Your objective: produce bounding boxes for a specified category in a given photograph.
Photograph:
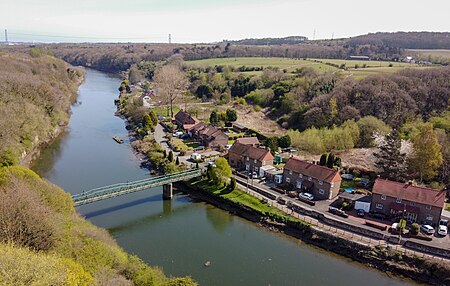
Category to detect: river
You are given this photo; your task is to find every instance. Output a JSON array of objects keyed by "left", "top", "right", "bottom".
[{"left": 32, "top": 69, "right": 413, "bottom": 286}]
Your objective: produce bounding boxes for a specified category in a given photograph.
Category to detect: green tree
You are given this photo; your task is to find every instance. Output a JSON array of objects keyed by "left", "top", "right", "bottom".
[
  {"left": 226, "top": 108, "right": 237, "bottom": 122},
  {"left": 210, "top": 110, "right": 219, "bottom": 124},
  {"left": 278, "top": 135, "right": 291, "bottom": 148},
  {"left": 176, "top": 156, "right": 180, "bottom": 165},
  {"left": 210, "top": 158, "right": 232, "bottom": 187},
  {"left": 319, "top": 153, "right": 328, "bottom": 166},
  {"left": 195, "top": 84, "right": 213, "bottom": 99},
  {"left": 148, "top": 110, "right": 158, "bottom": 126},
  {"left": 374, "top": 129, "right": 408, "bottom": 182},
  {"left": 264, "top": 136, "right": 279, "bottom": 154},
  {"left": 334, "top": 156, "right": 342, "bottom": 167},
  {"left": 168, "top": 150, "right": 174, "bottom": 163},
  {"left": 408, "top": 124, "right": 443, "bottom": 181},
  {"left": 326, "top": 153, "right": 335, "bottom": 168},
  {"left": 356, "top": 116, "right": 391, "bottom": 147},
  {"left": 163, "top": 149, "right": 167, "bottom": 159},
  {"left": 229, "top": 177, "right": 237, "bottom": 190},
  {"left": 142, "top": 114, "right": 153, "bottom": 132}
]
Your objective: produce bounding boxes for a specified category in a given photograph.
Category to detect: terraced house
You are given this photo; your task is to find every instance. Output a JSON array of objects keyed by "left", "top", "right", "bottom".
[
  {"left": 188, "top": 123, "right": 228, "bottom": 149},
  {"left": 228, "top": 142, "right": 274, "bottom": 175},
  {"left": 283, "top": 157, "right": 342, "bottom": 200},
  {"left": 370, "top": 179, "right": 446, "bottom": 226}
]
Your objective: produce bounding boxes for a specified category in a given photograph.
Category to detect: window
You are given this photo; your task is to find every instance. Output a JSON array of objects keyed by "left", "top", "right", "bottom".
[
  {"left": 289, "top": 170, "right": 292, "bottom": 175},
  {"left": 426, "top": 205, "right": 432, "bottom": 210},
  {"left": 396, "top": 198, "right": 402, "bottom": 203},
  {"left": 376, "top": 203, "right": 383, "bottom": 210},
  {"left": 286, "top": 177, "right": 291, "bottom": 183},
  {"left": 296, "top": 180, "right": 302, "bottom": 189},
  {"left": 246, "top": 157, "right": 249, "bottom": 161},
  {"left": 381, "top": 195, "right": 386, "bottom": 200},
  {"left": 299, "top": 174, "right": 303, "bottom": 178},
  {"left": 426, "top": 214, "right": 433, "bottom": 221},
  {"left": 319, "top": 189, "right": 325, "bottom": 195},
  {"left": 308, "top": 177, "right": 312, "bottom": 181},
  {"left": 410, "top": 202, "right": 415, "bottom": 206},
  {"left": 254, "top": 159, "right": 257, "bottom": 163},
  {"left": 331, "top": 183, "right": 334, "bottom": 188},
  {"left": 319, "top": 181, "right": 323, "bottom": 185}
]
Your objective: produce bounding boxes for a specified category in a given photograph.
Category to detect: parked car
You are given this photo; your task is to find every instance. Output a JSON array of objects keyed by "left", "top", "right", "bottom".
[
  {"left": 420, "top": 224, "right": 435, "bottom": 235},
  {"left": 173, "top": 131, "right": 183, "bottom": 137},
  {"left": 370, "top": 212, "right": 386, "bottom": 220},
  {"left": 180, "top": 134, "right": 190, "bottom": 139},
  {"left": 437, "top": 225, "right": 448, "bottom": 236},
  {"left": 329, "top": 207, "right": 349, "bottom": 218},
  {"left": 195, "top": 145, "right": 205, "bottom": 151},
  {"left": 251, "top": 172, "right": 259, "bottom": 179},
  {"left": 225, "top": 144, "right": 232, "bottom": 150},
  {"left": 356, "top": 209, "right": 365, "bottom": 217},
  {"left": 299, "top": 192, "right": 314, "bottom": 201}
]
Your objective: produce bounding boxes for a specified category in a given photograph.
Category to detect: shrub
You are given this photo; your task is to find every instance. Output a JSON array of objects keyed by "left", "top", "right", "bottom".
[{"left": 410, "top": 223, "right": 420, "bottom": 235}]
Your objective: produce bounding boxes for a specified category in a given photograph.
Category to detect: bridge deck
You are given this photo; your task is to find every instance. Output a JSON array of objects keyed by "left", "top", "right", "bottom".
[{"left": 72, "top": 168, "right": 201, "bottom": 206}]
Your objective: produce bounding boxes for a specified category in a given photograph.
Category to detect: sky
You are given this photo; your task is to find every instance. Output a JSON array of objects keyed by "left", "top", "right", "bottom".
[{"left": 1, "top": 0, "right": 449, "bottom": 43}]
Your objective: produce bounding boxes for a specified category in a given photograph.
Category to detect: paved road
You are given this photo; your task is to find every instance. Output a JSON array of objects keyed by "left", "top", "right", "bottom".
[{"left": 154, "top": 123, "right": 171, "bottom": 153}]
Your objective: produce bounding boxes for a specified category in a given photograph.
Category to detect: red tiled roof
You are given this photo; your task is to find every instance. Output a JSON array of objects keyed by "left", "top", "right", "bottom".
[
  {"left": 236, "top": 137, "right": 260, "bottom": 146},
  {"left": 229, "top": 142, "right": 274, "bottom": 162},
  {"left": 372, "top": 179, "right": 445, "bottom": 208},
  {"left": 284, "top": 157, "right": 341, "bottom": 183}
]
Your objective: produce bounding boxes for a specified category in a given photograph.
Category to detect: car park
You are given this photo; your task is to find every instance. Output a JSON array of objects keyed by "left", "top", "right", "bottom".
[
  {"left": 420, "top": 224, "right": 435, "bottom": 235},
  {"left": 437, "top": 225, "right": 448, "bottom": 236},
  {"left": 299, "top": 192, "right": 314, "bottom": 201}
]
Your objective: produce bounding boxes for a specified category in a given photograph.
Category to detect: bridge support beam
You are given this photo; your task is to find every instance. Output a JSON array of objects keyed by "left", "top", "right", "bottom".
[{"left": 162, "top": 183, "right": 173, "bottom": 200}]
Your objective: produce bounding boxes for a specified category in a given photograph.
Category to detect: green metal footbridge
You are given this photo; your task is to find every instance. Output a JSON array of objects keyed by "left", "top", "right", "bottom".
[{"left": 72, "top": 168, "right": 201, "bottom": 206}]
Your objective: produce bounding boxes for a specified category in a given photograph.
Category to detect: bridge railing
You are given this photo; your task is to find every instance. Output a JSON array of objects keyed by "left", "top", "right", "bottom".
[{"left": 72, "top": 168, "right": 201, "bottom": 204}]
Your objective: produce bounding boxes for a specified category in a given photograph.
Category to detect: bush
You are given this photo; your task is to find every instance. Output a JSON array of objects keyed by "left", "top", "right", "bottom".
[
  {"left": 410, "top": 223, "right": 420, "bottom": 235},
  {"left": 229, "top": 177, "right": 236, "bottom": 190}
]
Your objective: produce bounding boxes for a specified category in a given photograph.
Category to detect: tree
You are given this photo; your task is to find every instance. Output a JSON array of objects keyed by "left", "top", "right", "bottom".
[
  {"left": 356, "top": 116, "right": 391, "bottom": 147},
  {"left": 168, "top": 150, "right": 174, "bottom": 163},
  {"left": 278, "top": 135, "right": 291, "bottom": 148},
  {"left": 326, "top": 153, "right": 335, "bottom": 168},
  {"left": 264, "top": 136, "right": 279, "bottom": 154},
  {"left": 153, "top": 65, "right": 188, "bottom": 118},
  {"left": 195, "top": 84, "right": 213, "bottom": 99},
  {"left": 374, "top": 129, "right": 408, "bottom": 182},
  {"left": 148, "top": 110, "right": 158, "bottom": 126},
  {"left": 210, "top": 110, "right": 219, "bottom": 125},
  {"left": 226, "top": 108, "right": 237, "bottom": 122},
  {"left": 210, "top": 158, "right": 232, "bottom": 187},
  {"left": 319, "top": 153, "right": 328, "bottom": 166},
  {"left": 163, "top": 149, "right": 167, "bottom": 159},
  {"left": 176, "top": 156, "right": 180, "bottom": 165},
  {"left": 142, "top": 114, "right": 153, "bottom": 132},
  {"left": 408, "top": 124, "right": 443, "bottom": 181}
]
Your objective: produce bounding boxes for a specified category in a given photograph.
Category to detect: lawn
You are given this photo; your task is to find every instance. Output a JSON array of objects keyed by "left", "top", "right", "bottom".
[
  {"left": 187, "top": 57, "right": 430, "bottom": 79},
  {"left": 446, "top": 203, "right": 450, "bottom": 211},
  {"left": 406, "top": 49, "right": 450, "bottom": 58},
  {"left": 193, "top": 179, "right": 294, "bottom": 219},
  {"left": 150, "top": 105, "right": 180, "bottom": 117}
]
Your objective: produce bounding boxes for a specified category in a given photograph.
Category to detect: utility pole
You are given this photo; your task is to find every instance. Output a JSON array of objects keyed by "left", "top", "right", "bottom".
[
  {"left": 4, "top": 29, "right": 8, "bottom": 43},
  {"left": 313, "top": 29, "right": 316, "bottom": 41},
  {"left": 168, "top": 33, "right": 171, "bottom": 44},
  {"left": 331, "top": 32, "right": 334, "bottom": 41}
]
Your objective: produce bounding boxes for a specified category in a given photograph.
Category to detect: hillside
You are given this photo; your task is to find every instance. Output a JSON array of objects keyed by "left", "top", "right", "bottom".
[
  {"left": 0, "top": 166, "right": 196, "bottom": 285},
  {"left": 346, "top": 32, "right": 450, "bottom": 49},
  {"left": 0, "top": 51, "right": 83, "bottom": 167}
]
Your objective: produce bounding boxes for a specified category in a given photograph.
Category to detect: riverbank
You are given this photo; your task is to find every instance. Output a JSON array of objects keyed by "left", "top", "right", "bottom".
[{"left": 178, "top": 179, "right": 450, "bottom": 285}]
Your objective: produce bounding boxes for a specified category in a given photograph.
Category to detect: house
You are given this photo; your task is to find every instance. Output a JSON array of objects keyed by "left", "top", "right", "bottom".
[
  {"left": 232, "top": 122, "right": 247, "bottom": 133},
  {"left": 265, "top": 168, "right": 284, "bottom": 184},
  {"left": 188, "top": 123, "right": 228, "bottom": 149},
  {"left": 235, "top": 137, "right": 260, "bottom": 147},
  {"left": 140, "top": 94, "right": 151, "bottom": 108},
  {"left": 338, "top": 192, "right": 371, "bottom": 213},
  {"left": 283, "top": 157, "right": 342, "bottom": 200},
  {"left": 228, "top": 142, "right": 274, "bottom": 175},
  {"left": 370, "top": 179, "right": 446, "bottom": 226},
  {"left": 175, "top": 110, "right": 196, "bottom": 130},
  {"left": 349, "top": 55, "right": 370, "bottom": 61}
]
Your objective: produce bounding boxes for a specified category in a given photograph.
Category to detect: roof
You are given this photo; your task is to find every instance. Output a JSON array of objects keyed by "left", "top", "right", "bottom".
[
  {"left": 229, "top": 142, "right": 274, "bottom": 162},
  {"left": 260, "top": 165, "right": 275, "bottom": 172},
  {"left": 175, "top": 111, "right": 195, "bottom": 124},
  {"left": 284, "top": 157, "right": 341, "bottom": 183},
  {"left": 339, "top": 192, "right": 367, "bottom": 201},
  {"left": 265, "top": 169, "right": 283, "bottom": 176},
  {"left": 236, "top": 137, "right": 260, "bottom": 146},
  {"left": 372, "top": 179, "right": 445, "bottom": 208},
  {"left": 188, "top": 122, "right": 207, "bottom": 133},
  {"left": 232, "top": 122, "right": 247, "bottom": 130}
]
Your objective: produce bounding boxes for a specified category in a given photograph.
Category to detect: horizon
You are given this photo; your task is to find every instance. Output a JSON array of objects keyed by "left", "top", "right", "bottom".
[{"left": 1, "top": 0, "right": 449, "bottom": 44}]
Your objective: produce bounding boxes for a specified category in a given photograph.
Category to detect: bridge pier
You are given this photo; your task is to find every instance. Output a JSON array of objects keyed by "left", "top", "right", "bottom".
[{"left": 162, "top": 183, "right": 173, "bottom": 200}]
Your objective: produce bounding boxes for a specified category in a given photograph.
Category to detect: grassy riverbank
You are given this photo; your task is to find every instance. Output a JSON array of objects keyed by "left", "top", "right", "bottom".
[{"left": 0, "top": 165, "right": 197, "bottom": 285}]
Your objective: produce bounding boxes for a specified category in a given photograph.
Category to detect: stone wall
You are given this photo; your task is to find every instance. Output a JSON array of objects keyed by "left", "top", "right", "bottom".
[{"left": 404, "top": 241, "right": 450, "bottom": 259}]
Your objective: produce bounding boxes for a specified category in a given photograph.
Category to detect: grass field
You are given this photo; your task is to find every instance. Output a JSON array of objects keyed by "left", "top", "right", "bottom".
[
  {"left": 187, "top": 57, "right": 428, "bottom": 78},
  {"left": 407, "top": 49, "right": 450, "bottom": 58}
]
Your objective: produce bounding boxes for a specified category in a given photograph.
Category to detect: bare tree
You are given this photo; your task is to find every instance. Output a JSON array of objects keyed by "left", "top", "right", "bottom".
[{"left": 153, "top": 64, "right": 188, "bottom": 118}]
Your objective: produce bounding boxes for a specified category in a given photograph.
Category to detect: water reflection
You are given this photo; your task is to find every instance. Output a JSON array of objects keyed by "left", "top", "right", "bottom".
[{"left": 205, "top": 205, "right": 234, "bottom": 233}]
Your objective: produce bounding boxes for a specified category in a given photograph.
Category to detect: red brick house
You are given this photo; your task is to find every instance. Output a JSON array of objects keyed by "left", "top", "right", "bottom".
[
  {"left": 370, "top": 179, "right": 445, "bottom": 226},
  {"left": 175, "top": 110, "right": 196, "bottom": 131},
  {"left": 235, "top": 137, "right": 260, "bottom": 147},
  {"left": 283, "top": 157, "right": 341, "bottom": 200},
  {"left": 228, "top": 142, "right": 274, "bottom": 175},
  {"left": 188, "top": 123, "right": 228, "bottom": 148}
]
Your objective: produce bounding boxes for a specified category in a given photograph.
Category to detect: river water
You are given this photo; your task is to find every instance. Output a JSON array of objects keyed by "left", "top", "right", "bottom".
[{"left": 32, "top": 69, "right": 412, "bottom": 286}]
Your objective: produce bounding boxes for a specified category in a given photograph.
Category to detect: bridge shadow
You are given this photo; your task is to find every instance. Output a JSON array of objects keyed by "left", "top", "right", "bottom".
[{"left": 83, "top": 194, "right": 162, "bottom": 219}]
